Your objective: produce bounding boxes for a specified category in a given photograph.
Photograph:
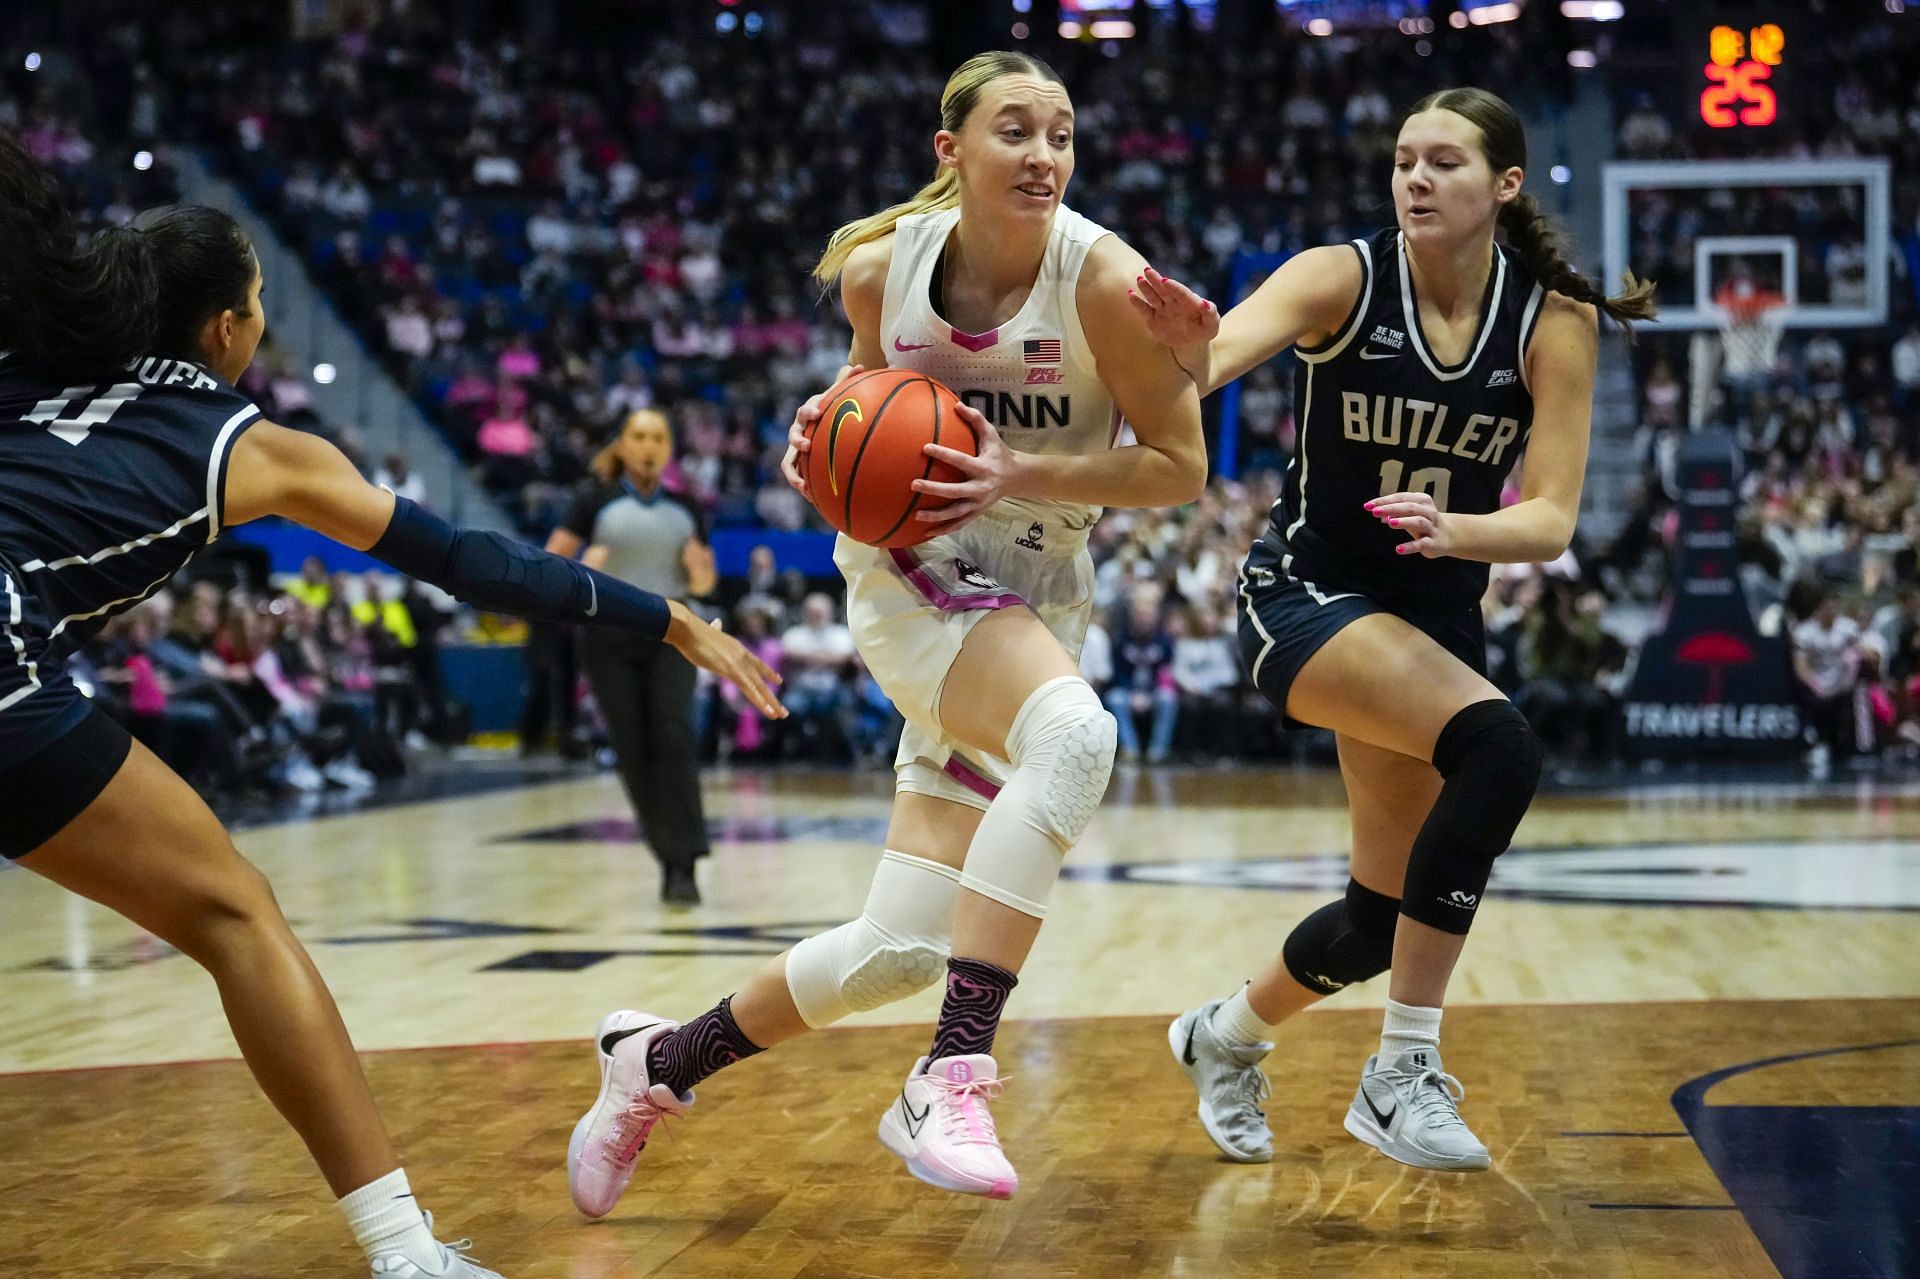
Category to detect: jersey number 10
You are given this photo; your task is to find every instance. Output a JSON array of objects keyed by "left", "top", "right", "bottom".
[
  {"left": 23, "top": 383, "right": 145, "bottom": 446},
  {"left": 1378, "top": 459, "right": 1452, "bottom": 511}
]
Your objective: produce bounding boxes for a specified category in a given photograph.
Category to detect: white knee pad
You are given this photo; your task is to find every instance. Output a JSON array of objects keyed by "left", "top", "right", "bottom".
[
  {"left": 956, "top": 675, "right": 1116, "bottom": 918},
  {"left": 785, "top": 850, "right": 959, "bottom": 1029},
  {"left": 1002, "top": 675, "right": 1116, "bottom": 848}
]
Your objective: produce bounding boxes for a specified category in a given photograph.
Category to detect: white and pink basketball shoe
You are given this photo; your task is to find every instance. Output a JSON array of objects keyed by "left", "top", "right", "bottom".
[
  {"left": 876, "top": 1054, "right": 1018, "bottom": 1199},
  {"left": 566, "top": 1010, "right": 693, "bottom": 1218}
]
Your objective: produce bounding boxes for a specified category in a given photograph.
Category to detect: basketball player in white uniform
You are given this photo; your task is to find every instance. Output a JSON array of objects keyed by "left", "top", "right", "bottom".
[{"left": 566, "top": 51, "right": 1204, "bottom": 1210}]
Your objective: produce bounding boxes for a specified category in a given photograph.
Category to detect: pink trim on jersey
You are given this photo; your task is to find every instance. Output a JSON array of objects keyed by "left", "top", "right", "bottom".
[
  {"left": 948, "top": 326, "right": 999, "bottom": 353},
  {"left": 887, "top": 549, "right": 1028, "bottom": 613},
  {"left": 943, "top": 755, "right": 1002, "bottom": 801}
]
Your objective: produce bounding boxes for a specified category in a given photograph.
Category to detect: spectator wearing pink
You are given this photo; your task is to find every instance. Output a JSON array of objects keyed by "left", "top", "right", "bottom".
[
  {"left": 477, "top": 401, "right": 538, "bottom": 492},
  {"left": 730, "top": 303, "right": 774, "bottom": 360},
  {"left": 445, "top": 362, "right": 493, "bottom": 416},
  {"left": 496, "top": 335, "right": 541, "bottom": 380},
  {"left": 762, "top": 296, "right": 812, "bottom": 357},
  {"left": 721, "top": 608, "right": 785, "bottom": 758},
  {"left": 126, "top": 648, "right": 168, "bottom": 718}
]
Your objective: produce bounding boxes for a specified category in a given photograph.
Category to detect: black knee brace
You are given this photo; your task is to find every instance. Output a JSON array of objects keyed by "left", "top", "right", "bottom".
[
  {"left": 1399, "top": 699, "right": 1542, "bottom": 936},
  {"left": 1282, "top": 877, "right": 1400, "bottom": 994}
]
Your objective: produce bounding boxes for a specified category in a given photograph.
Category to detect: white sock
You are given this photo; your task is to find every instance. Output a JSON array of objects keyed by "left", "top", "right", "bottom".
[
  {"left": 1210, "top": 985, "right": 1280, "bottom": 1047},
  {"left": 339, "top": 1168, "right": 441, "bottom": 1269},
  {"left": 1379, "top": 998, "right": 1443, "bottom": 1063}
]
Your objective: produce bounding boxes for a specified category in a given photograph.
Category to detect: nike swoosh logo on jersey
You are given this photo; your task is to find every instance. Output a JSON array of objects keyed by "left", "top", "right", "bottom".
[
  {"left": 1358, "top": 347, "right": 1398, "bottom": 360},
  {"left": 901, "top": 1095, "right": 931, "bottom": 1139},
  {"left": 1362, "top": 1082, "right": 1396, "bottom": 1130},
  {"left": 894, "top": 338, "right": 935, "bottom": 352},
  {"left": 585, "top": 576, "right": 598, "bottom": 618}
]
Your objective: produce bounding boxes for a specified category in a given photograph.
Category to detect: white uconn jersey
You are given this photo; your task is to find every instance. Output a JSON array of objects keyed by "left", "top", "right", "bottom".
[{"left": 880, "top": 205, "right": 1120, "bottom": 532}]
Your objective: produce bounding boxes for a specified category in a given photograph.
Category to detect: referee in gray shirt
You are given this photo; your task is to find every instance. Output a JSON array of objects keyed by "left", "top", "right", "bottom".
[{"left": 548, "top": 409, "right": 718, "bottom": 905}]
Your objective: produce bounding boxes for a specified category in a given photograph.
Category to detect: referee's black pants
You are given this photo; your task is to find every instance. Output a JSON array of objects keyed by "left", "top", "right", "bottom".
[{"left": 581, "top": 629, "right": 708, "bottom": 871}]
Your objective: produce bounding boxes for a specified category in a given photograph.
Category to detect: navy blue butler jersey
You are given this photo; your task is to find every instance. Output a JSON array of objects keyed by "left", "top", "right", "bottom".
[
  {"left": 1259, "top": 228, "right": 1545, "bottom": 606},
  {"left": 0, "top": 350, "right": 260, "bottom": 713}
]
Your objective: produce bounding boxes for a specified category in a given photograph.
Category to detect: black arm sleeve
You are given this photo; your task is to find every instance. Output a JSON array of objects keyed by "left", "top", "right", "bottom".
[{"left": 369, "top": 496, "right": 671, "bottom": 641}]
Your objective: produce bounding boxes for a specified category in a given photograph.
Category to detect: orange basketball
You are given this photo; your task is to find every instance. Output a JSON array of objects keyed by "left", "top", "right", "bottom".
[{"left": 799, "top": 368, "right": 976, "bottom": 549}]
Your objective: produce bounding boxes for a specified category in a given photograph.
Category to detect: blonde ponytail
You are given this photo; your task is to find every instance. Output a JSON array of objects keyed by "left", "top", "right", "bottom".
[
  {"left": 811, "top": 49, "right": 1063, "bottom": 289},
  {"left": 813, "top": 169, "right": 961, "bottom": 288}
]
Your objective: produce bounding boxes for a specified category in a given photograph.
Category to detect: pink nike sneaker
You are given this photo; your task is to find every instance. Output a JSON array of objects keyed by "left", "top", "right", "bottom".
[
  {"left": 566, "top": 1010, "right": 692, "bottom": 1218},
  {"left": 876, "top": 1054, "right": 1018, "bottom": 1199}
]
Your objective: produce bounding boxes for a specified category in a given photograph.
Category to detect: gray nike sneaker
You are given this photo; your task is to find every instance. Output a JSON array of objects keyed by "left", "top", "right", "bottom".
[
  {"left": 1167, "top": 1002, "right": 1274, "bottom": 1163},
  {"left": 1343, "top": 1047, "right": 1491, "bottom": 1172}
]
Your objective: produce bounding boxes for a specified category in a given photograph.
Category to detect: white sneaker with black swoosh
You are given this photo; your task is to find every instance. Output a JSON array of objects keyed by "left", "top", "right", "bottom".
[
  {"left": 1343, "top": 1047, "right": 1490, "bottom": 1171},
  {"left": 876, "top": 1054, "right": 1017, "bottom": 1199}
]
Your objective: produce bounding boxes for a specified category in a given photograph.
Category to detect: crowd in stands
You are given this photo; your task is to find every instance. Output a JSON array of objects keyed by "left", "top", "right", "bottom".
[
  {"left": 78, "top": 570, "right": 455, "bottom": 800},
  {"left": 2, "top": 62, "right": 458, "bottom": 802},
  {"left": 120, "top": 2, "right": 1564, "bottom": 540}
]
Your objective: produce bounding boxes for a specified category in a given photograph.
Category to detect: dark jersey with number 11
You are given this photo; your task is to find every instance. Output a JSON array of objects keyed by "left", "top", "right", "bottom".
[
  {"left": 1256, "top": 227, "right": 1544, "bottom": 606},
  {"left": 0, "top": 350, "right": 261, "bottom": 661}
]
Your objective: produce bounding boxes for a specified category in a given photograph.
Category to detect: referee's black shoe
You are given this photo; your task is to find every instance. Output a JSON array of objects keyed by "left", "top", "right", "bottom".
[{"left": 662, "top": 864, "right": 701, "bottom": 907}]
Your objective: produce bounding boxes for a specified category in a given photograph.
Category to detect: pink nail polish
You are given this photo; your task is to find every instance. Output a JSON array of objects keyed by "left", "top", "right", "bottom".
[{"left": 1389, "top": 518, "right": 1401, "bottom": 527}]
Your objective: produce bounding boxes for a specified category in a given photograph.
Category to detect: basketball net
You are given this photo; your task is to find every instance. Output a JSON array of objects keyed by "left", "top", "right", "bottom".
[{"left": 1688, "top": 284, "right": 1785, "bottom": 426}]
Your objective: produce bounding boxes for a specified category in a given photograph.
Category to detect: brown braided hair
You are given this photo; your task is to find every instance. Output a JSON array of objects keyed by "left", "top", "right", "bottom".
[{"left": 1409, "top": 88, "right": 1656, "bottom": 335}]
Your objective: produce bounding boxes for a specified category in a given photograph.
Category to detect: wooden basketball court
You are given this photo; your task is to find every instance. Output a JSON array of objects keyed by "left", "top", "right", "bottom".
[{"left": 3, "top": 766, "right": 1916, "bottom": 1277}]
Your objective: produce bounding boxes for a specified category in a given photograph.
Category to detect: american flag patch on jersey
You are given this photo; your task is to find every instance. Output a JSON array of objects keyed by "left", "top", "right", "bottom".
[{"left": 1023, "top": 338, "right": 1062, "bottom": 364}]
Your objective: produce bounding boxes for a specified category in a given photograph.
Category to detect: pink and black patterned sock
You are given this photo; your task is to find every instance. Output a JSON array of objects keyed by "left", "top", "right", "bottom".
[
  {"left": 646, "top": 995, "right": 763, "bottom": 1096},
  {"left": 926, "top": 957, "right": 1019, "bottom": 1062}
]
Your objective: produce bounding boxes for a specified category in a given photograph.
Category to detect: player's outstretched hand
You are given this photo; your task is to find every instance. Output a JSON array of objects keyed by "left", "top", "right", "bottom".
[
  {"left": 782, "top": 366, "right": 865, "bottom": 497},
  {"left": 1128, "top": 267, "right": 1218, "bottom": 351},
  {"left": 912, "top": 404, "right": 1019, "bottom": 535},
  {"left": 1365, "top": 492, "right": 1456, "bottom": 559},
  {"left": 665, "top": 601, "right": 786, "bottom": 718}
]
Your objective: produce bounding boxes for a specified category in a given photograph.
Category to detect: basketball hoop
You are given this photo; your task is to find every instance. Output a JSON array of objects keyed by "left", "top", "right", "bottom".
[{"left": 1713, "top": 285, "right": 1786, "bottom": 386}]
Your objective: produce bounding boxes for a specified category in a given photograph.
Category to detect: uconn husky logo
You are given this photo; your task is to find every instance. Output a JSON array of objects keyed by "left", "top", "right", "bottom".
[{"left": 1015, "top": 521, "right": 1045, "bottom": 551}]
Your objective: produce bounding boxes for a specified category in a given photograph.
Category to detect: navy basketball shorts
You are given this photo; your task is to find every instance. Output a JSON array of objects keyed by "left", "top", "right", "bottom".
[
  {"left": 1234, "top": 559, "right": 1488, "bottom": 731},
  {"left": 0, "top": 574, "right": 133, "bottom": 859}
]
